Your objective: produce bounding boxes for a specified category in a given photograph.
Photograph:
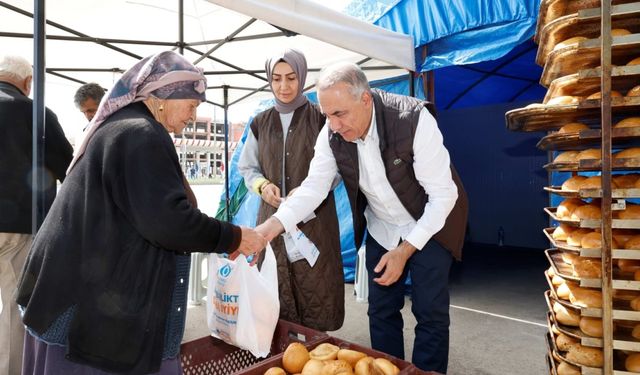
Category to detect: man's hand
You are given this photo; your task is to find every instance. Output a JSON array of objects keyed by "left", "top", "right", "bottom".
[
  {"left": 236, "top": 226, "right": 267, "bottom": 259},
  {"left": 261, "top": 183, "right": 281, "bottom": 208},
  {"left": 255, "top": 217, "right": 285, "bottom": 242},
  {"left": 373, "top": 241, "right": 417, "bottom": 286}
]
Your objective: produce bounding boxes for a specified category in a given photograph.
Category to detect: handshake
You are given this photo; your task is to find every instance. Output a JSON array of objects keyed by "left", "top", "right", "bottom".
[{"left": 231, "top": 217, "right": 286, "bottom": 263}]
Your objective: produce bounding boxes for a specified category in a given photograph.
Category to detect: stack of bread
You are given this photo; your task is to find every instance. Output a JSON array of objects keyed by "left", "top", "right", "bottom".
[{"left": 263, "top": 342, "right": 401, "bottom": 375}]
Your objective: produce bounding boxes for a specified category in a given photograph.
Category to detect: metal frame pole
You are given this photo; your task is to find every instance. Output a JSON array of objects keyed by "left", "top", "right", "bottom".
[{"left": 31, "top": 0, "right": 46, "bottom": 233}]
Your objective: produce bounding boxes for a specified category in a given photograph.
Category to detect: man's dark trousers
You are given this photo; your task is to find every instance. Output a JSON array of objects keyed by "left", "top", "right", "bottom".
[{"left": 366, "top": 235, "right": 453, "bottom": 373}]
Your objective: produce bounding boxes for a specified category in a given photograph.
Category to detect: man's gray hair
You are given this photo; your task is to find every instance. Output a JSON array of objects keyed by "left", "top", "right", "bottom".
[
  {"left": 74, "top": 82, "right": 105, "bottom": 108},
  {"left": 0, "top": 55, "right": 32, "bottom": 81},
  {"left": 316, "top": 62, "right": 370, "bottom": 99}
]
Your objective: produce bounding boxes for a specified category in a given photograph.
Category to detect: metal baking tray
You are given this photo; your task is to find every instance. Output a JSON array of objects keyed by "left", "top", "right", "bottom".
[
  {"left": 535, "top": 0, "right": 639, "bottom": 43},
  {"left": 505, "top": 96, "right": 640, "bottom": 132},
  {"left": 546, "top": 328, "right": 603, "bottom": 374},
  {"left": 544, "top": 206, "right": 640, "bottom": 229},
  {"left": 536, "top": 8, "right": 640, "bottom": 66},
  {"left": 543, "top": 156, "right": 640, "bottom": 172},
  {"left": 543, "top": 228, "right": 640, "bottom": 260},
  {"left": 544, "top": 186, "right": 640, "bottom": 198},
  {"left": 538, "top": 127, "right": 640, "bottom": 151},
  {"left": 546, "top": 248, "right": 602, "bottom": 287},
  {"left": 543, "top": 65, "right": 640, "bottom": 103},
  {"left": 541, "top": 35, "right": 640, "bottom": 86}
]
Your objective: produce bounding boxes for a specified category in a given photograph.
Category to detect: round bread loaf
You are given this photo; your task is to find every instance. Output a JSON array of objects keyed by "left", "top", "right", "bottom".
[
  {"left": 627, "top": 56, "right": 640, "bottom": 66},
  {"left": 554, "top": 151, "right": 580, "bottom": 163},
  {"left": 353, "top": 357, "right": 382, "bottom": 375},
  {"left": 302, "top": 359, "right": 325, "bottom": 375},
  {"left": 581, "top": 232, "right": 620, "bottom": 249},
  {"left": 567, "top": 284, "right": 602, "bottom": 308},
  {"left": 624, "top": 235, "right": 640, "bottom": 249},
  {"left": 580, "top": 175, "right": 619, "bottom": 190},
  {"left": 561, "top": 251, "right": 579, "bottom": 265},
  {"left": 283, "top": 342, "right": 311, "bottom": 374},
  {"left": 309, "top": 343, "right": 340, "bottom": 361},
  {"left": 626, "top": 353, "right": 640, "bottom": 372},
  {"left": 618, "top": 205, "right": 640, "bottom": 220},
  {"left": 615, "top": 147, "right": 640, "bottom": 160},
  {"left": 556, "top": 332, "right": 579, "bottom": 351},
  {"left": 572, "top": 257, "right": 601, "bottom": 278},
  {"left": 566, "top": 344, "right": 604, "bottom": 367},
  {"left": 586, "top": 90, "right": 623, "bottom": 99},
  {"left": 613, "top": 229, "right": 637, "bottom": 246},
  {"left": 576, "top": 148, "right": 601, "bottom": 161},
  {"left": 567, "top": 228, "right": 593, "bottom": 247},
  {"left": 618, "top": 259, "right": 640, "bottom": 273},
  {"left": 613, "top": 289, "right": 640, "bottom": 301},
  {"left": 373, "top": 358, "right": 400, "bottom": 375},
  {"left": 579, "top": 317, "right": 604, "bottom": 337},
  {"left": 611, "top": 28, "right": 632, "bottom": 36},
  {"left": 554, "top": 301, "right": 581, "bottom": 326},
  {"left": 613, "top": 174, "right": 640, "bottom": 188},
  {"left": 558, "top": 122, "right": 589, "bottom": 133},
  {"left": 561, "top": 176, "right": 588, "bottom": 191},
  {"left": 264, "top": 367, "right": 287, "bottom": 375},
  {"left": 321, "top": 359, "right": 354, "bottom": 375},
  {"left": 570, "top": 204, "right": 601, "bottom": 220},
  {"left": 614, "top": 117, "right": 640, "bottom": 129},
  {"left": 558, "top": 198, "right": 584, "bottom": 218},
  {"left": 631, "top": 296, "right": 640, "bottom": 311},
  {"left": 337, "top": 349, "right": 367, "bottom": 369},
  {"left": 557, "top": 360, "right": 580, "bottom": 375},
  {"left": 627, "top": 85, "right": 640, "bottom": 97},
  {"left": 554, "top": 36, "right": 588, "bottom": 51},
  {"left": 548, "top": 266, "right": 556, "bottom": 277},
  {"left": 553, "top": 224, "right": 575, "bottom": 241},
  {"left": 557, "top": 282, "right": 571, "bottom": 300},
  {"left": 552, "top": 274, "right": 566, "bottom": 286},
  {"left": 548, "top": 95, "right": 581, "bottom": 106}
]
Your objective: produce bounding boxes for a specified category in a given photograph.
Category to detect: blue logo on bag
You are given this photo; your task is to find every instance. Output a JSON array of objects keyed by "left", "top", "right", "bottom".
[{"left": 219, "top": 263, "right": 232, "bottom": 278}]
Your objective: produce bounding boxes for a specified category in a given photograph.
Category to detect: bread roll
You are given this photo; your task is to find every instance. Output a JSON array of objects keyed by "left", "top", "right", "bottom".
[
  {"left": 626, "top": 85, "right": 640, "bottom": 98},
  {"left": 561, "top": 176, "right": 588, "bottom": 191},
  {"left": 557, "top": 282, "right": 571, "bottom": 300},
  {"left": 264, "top": 367, "right": 287, "bottom": 375},
  {"left": 566, "top": 344, "right": 604, "bottom": 367},
  {"left": 561, "top": 251, "right": 579, "bottom": 265},
  {"left": 302, "top": 359, "right": 325, "bottom": 375},
  {"left": 631, "top": 296, "right": 640, "bottom": 311},
  {"left": 556, "top": 332, "right": 579, "bottom": 351},
  {"left": 554, "top": 301, "right": 581, "bottom": 326},
  {"left": 614, "top": 117, "right": 640, "bottom": 129},
  {"left": 558, "top": 198, "right": 584, "bottom": 218},
  {"left": 354, "top": 357, "right": 383, "bottom": 375},
  {"left": 627, "top": 56, "right": 640, "bottom": 66},
  {"left": 586, "top": 90, "right": 623, "bottom": 100},
  {"left": 552, "top": 274, "right": 566, "bottom": 286},
  {"left": 613, "top": 174, "right": 640, "bottom": 188},
  {"left": 581, "top": 231, "right": 620, "bottom": 249},
  {"left": 558, "top": 122, "right": 589, "bottom": 133},
  {"left": 626, "top": 353, "right": 640, "bottom": 372},
  {"left": 570, "top": 204, "right": 601, "bottom": 220},
  {"left": 624, "top": 235, "right": 640, "bottom": 249},
  {"left": 618, "top": 205, "right": 640, "bottom": 220},
  {"left": 618, "top": 259, "right": 640, "bottom": 273},
  {"left": 567, "top": 284, "right": 602, "bottom": 308},
  {"left": 309, "top": 343, "right": 340, "bottom": 361},
  {"left": 554, "top": 36, "right": 588, "bottom": 51},
  {"left": 548, "top": 95, "right": 581, "bottom": 106},
  {"left": 283, "top": 343, "right": 311, "bottom": 374},
  {"left": 632, "top": 324, "right": 640, "bottom": 339},
  {"left": 611, "top": 28, "right": 632, "bottom": 36},
  {"left": 557, "top": 360, "right": 581, "bottom": 375},
  {"left": 567, "top": 228, "right": 593, "bottom": 247},
  {"left": 337, "top": 349, "right": 367, "bottom": 369},
  {"left": 373, "top": 359, "right": 400, "bottom": 375},
  {"left": 321, "top": 360, "right": 353, "bottom": 375},
  {"left": 576, "top": 148, "right": 601, "bottom": 161},
  {"left": 579, "top": 317, "right": 603, "bottom": 337},
  {"left": 572, "top": 257, "right": 601, "bottom": 278},
  {"left": 548, "top": 266, "right": 556, "bottom": 277},
  {"left": 615, "top": 147, "right": 640, "bottom": 160},
  {"left": 554, "top": 151, "right": 580, "bottom": 163},
  {"left": 580, "top": 175, "right": 619, "bottom": 190},
  {"left": 553, "top": 224, "right": 576, "bottom": 241},
  {"left": 613, "top": 229, "right": 637, "bottom": 246},
  {"left": 613, "top": 289, "right": 640, "bottom": 302}
]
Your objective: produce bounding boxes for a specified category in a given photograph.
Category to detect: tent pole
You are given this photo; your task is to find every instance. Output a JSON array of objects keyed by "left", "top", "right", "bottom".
[
  {"left": 178, "top": 0, "right": 184, "bottom": 54},
  {"left": 409, "top": 71, "right": 415, "bottom": 98},
  {"left": 223, "top": 85, "right": 230, "bottom": 222},
  {"left": 32, "top": 0, "right": 46, "bottom": 233}
]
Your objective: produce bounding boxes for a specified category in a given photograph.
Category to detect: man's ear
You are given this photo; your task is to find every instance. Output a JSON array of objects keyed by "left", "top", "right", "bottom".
[
  {"left": 361, "top": 90, "right": 373, "bottom": 107},
  {"left": 22, "top": 75, "right": 32, "bottom": 96}
]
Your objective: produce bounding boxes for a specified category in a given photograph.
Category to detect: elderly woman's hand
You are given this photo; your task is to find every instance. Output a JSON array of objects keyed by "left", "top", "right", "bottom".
[
  {"left": 261, "top": 182, "right": 281, "bottom": 208},
  {"left": 237, "top": 226, "right": 268, "bottom": 258}
]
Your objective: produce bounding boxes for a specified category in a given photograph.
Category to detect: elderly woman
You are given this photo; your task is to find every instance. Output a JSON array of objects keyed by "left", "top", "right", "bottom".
[
  {"left": 16, "top": 51, "right": 266, "bottom": 374},
  {"left": 238, "top": 48, "right": 344, "bottom": 332}
]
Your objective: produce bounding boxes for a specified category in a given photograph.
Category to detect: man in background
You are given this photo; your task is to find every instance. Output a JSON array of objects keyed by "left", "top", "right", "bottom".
[
  {"left": 74, "top": 82, "right": 105, "bottom": 123},
  {"left": 0, "top": 54, "right": 73, "bottom": 374}
]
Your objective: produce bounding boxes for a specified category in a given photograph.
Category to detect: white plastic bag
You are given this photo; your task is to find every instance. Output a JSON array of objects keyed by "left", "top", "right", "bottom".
[{"left": 206, "top": 244, "right": 279, "bottom": 358}]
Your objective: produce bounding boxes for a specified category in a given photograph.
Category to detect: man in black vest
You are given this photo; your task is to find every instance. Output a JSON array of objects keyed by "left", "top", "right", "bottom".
[{"left": 256, "top": 62, "right": 467, "bottom": 374}]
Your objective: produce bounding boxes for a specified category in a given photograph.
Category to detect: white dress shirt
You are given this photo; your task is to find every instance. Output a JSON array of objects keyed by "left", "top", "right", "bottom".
[{"left": 274, "top": 103, "right": 458, "bottom": 251}]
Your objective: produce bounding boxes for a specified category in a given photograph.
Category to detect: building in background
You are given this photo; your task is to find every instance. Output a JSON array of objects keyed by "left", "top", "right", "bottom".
[{"left": 173, "top": 115, "right": 244, "bottom": 179}]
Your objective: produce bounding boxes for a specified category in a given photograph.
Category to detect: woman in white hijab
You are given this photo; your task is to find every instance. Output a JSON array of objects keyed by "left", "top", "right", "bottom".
[{"left": 238, "top": 48, "right": 345, "bottom": 331}]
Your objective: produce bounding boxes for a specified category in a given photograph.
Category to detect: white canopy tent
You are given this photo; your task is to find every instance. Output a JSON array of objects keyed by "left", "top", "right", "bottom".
[{"left": 1, "top": 0, "right": 414, "bottom": 137}]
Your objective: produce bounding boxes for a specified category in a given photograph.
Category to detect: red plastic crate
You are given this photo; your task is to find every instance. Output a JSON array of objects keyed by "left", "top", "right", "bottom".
[
  {"left": 237, "top": 336, "right": 432, "bottom": 375},
  {"left": 179, "top": 319, "right": 328, "bottom": 375}
]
